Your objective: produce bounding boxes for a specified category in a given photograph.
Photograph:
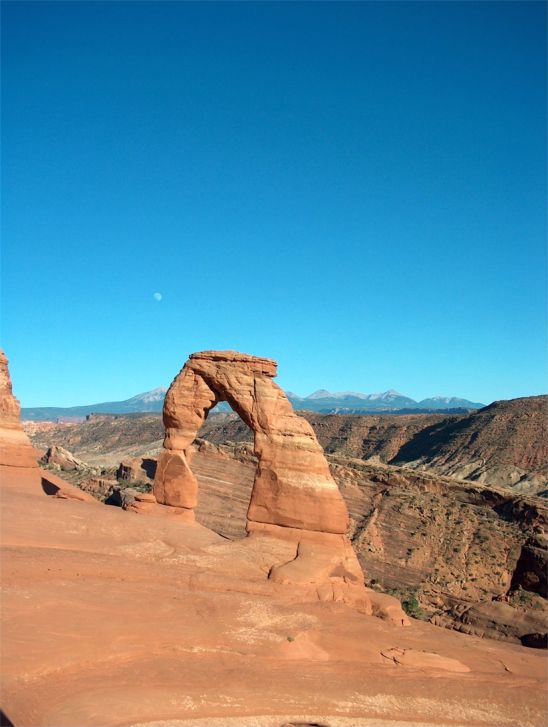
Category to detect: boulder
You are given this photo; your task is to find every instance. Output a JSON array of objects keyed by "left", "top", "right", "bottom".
[{"left": 42, "top": 445, "right": 86, "bottom": 471}]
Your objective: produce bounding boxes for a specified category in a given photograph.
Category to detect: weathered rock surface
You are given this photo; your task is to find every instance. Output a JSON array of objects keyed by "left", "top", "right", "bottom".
[
  {"left": 26, "top": 413, "right": 165, "bottom": 467},
  {"left": 39, "top": 467, "right": 101, "bottom": 503},
  {"left": 0, "top": 349, "right": 39, "bottom": 468},
  {"left": 432, "top": 598, "right": 548, "bottom": 648},
  {"left": 510, "top": 536, "right": 548, "bottom": 597},
  {"left": 80, "top": 476, "right": 119, "bottom": 500},
  {"left": 380, "top": 647, "right": 471, "bottom": 672},
  {"left": 129, "top": 446, "right": 548, "bottom": 644},
  {"left": 392, "top": 396, "right": 548, "bottom": 490},
  {"left": 26, "top": 395, "right": 548, "bottom": 493},
  {"left": 1, "top": 463, "right": 547, "bottom": 727}
]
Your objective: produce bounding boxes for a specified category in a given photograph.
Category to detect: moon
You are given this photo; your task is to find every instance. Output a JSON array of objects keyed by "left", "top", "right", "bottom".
[{"left": 153, "top": 292, "right": 162, "bottom": 302}]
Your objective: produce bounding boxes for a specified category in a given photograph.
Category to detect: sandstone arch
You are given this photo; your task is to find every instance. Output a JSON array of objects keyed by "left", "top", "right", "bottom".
[
  {"left": 152, "top": 351, "right": 413, "bottom": 622},
  {"left": 153, "top": 350, "right": 349, "bottom": 534}
]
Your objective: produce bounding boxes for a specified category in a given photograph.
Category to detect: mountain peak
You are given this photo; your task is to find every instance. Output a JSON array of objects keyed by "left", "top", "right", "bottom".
[
  {"left": 306, "top": 389, "right": 333, "bottom": 400},
  {"left": 127, "top": 387, "right": 167, "bottom": 404}
]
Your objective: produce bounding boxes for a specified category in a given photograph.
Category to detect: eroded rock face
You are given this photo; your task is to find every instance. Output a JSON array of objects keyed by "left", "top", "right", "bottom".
[
  {"left": 154, "top": 351, "right": 349, "bottom": 534},
  {"left": 0, "top": 350, "right": 38, "bottom": 468}
]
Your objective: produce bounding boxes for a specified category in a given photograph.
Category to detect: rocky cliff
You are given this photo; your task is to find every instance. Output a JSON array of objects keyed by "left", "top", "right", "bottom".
[
  {"left": 0, "top": 349, "right": 39, "bottom": 468},
  {"left": 196, "top": 397, "right": 548, "bottom": 494}
]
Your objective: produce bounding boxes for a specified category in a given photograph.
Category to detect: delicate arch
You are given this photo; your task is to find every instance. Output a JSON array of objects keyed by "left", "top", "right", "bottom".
[{"left": 153, "top": 350, "right": 349, "bottom": 534}]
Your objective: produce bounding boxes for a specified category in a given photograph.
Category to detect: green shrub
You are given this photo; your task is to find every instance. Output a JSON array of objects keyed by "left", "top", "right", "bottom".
[{"left": 401, "top": 590, "right": 427, "bottom": 620}]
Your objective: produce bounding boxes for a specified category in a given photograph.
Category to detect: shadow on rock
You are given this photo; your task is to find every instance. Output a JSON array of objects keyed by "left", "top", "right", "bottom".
[
  {"left": 41, "top": 476, "right": 60, "bottom": 496},
  {"left": 1, "top": 709, "right": 15, "bottom": 727}
]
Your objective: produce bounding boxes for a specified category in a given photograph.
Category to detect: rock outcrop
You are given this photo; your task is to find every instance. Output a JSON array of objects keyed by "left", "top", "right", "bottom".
[
  {"left": 0, "top": 350, "right": 38, "bottom": 468},
  {"left": 42, "top": 445, "right": 87, "bottom": 471},
  {"left": 116, "top": 456, "right": 157, "bottom": 483},
  {"left": 199, "top": 398, "right": 548, "bottom": 494}
]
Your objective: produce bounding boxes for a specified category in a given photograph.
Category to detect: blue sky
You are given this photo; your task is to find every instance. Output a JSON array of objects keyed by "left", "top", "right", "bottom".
[{"left": 2, "top": 1, "right": 546, "bottom": 407}]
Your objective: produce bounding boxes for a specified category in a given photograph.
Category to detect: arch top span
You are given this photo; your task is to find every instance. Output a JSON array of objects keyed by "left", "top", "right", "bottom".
[
  {"left": 189, "top": 350, "right": 278, "bottom": 377},
  {"left": 153, "top": 350, "right": 349, "bottom": 535}
]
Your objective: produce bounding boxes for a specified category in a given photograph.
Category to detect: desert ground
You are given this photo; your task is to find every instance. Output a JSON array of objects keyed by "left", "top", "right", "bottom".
[{"left": 2, "top": 465, "right": 547, "bottom": 727}]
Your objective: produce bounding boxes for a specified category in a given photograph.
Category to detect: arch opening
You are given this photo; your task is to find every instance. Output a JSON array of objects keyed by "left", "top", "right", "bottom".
[{"left": 193, "top": 401, "right": 256, "bottom": 540}]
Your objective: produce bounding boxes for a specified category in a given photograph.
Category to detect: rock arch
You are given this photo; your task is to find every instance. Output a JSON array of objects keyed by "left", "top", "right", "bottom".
[
  {"left": 154, "top": 351, "right": 409, "bottom": 621},
  {"left": 153, "top": 350, "right": 349, "bottom": 534}
]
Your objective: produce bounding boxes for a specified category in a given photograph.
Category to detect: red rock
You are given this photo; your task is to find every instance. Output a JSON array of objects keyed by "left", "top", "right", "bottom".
[
  {"left": 155, "top": 350, "right": 348, "bottom": 534},
  {"left": 0, "top": 349, "right": 39, "bottom": 468},
  {"left": 39, "top": 468, "right": 99, "bottom": 503},
  {"left": 3, "top": 461, "right": 547, "bottom": 727},
  {"left": 134, "top": 492, "right": 156, "bottom": 503},
  {"left": 367, "top": 590, "right": 412, "bottom": 626},
  {"left": 380, "top": 647, "right": 470, "bottom": 672}
]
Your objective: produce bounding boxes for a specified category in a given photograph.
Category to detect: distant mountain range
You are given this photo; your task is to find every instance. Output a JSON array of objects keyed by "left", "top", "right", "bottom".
[
  {"left": 287, "top": 389, "right": 484, "bottom": 412},
  {"left": 21, "top": 387, "right": 485, "bottom": 422},
  {"left": 21, "top": 388, "right": 168, "bottom": 421}
]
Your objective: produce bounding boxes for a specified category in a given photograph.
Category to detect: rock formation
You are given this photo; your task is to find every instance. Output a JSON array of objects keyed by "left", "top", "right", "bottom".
[
  {"left": 116, "top": 456, "right": 157, "bottom": 483},
  {"left": 153, "top": 350, "right": 402, "bottom": 617},
  {"left": 42, "top": 445, "right": 87, "bottom": 471},
  {"left": 0, "top": 349, "right": 38, "bottom": 468},
  {"left": 154, "top": 351, "right": 348, "bottom": 531}
]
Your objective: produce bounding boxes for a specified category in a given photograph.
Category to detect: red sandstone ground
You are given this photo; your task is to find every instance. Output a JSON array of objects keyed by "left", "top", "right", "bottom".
[{"left": 2, "top": 464, "right": 547, "bottom": 727}]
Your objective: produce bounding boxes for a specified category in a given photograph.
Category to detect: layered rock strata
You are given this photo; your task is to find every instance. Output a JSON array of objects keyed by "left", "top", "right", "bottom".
[{"left": 0, "top": 350, "right": 38, "bottom": 468}]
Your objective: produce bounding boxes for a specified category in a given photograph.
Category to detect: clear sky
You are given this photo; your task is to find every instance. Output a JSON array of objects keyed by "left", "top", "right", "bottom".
[{"left": 2, "top": 1, "right": 546, "bottom": 407}]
